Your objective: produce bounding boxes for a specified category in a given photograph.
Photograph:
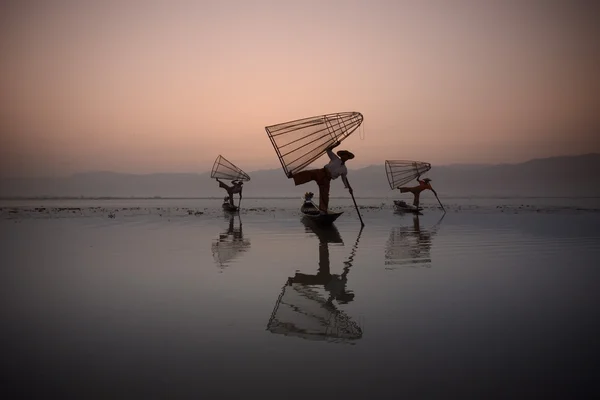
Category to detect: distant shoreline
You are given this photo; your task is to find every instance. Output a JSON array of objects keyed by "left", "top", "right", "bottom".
[{"left": 1, "top": 196, "right": 599, "bottom": 200}]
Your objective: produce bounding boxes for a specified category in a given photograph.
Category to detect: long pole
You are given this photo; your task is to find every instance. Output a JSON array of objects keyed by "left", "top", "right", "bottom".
[
  {"left": 431, "top": 188, "right": 445, "bottom": 212},
  {"left": 346, "top": 178, "right": 365, "bottom": 226}
]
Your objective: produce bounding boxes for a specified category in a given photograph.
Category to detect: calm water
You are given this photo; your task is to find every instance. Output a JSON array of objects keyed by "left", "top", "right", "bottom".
[{"left": 1, "top": 199, "right": 599, "bottom": 398}]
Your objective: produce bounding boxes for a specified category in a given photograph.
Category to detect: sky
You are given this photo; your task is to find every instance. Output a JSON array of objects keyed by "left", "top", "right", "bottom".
[{"left": 1, "top": 0, "right": 599, "bottom": 177}]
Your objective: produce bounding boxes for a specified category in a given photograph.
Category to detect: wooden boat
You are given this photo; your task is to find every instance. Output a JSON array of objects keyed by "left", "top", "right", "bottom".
[
  {"left": 222, "top": 204, "right": 239, "bottom": 212},
  {"left": 300, "top": 192, "right": 343, "bottom": 225},
  {"left": 393, "top": 200, "right": 423, "bottom": 215},
  {"left": 222, "top": 197, "right": 239, "bottom": 212}
]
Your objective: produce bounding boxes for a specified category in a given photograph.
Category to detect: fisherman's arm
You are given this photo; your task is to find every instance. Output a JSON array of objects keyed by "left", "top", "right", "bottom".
[
  {"left": 326, "top": 141, "right": 341, "bottom": 160},
  {"left": 326, "top": 148, "right": 340, "bottom": 161}
]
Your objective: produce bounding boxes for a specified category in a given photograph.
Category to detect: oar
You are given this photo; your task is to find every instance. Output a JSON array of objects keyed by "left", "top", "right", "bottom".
[
  {"left": 346, "top": 178, "right": 365, "bottom": 227},
  {"left": 431, "top": 188, "right": 445, "bottom": 212}
]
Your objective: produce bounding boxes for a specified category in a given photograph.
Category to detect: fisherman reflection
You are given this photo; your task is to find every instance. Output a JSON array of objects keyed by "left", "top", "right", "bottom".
[
  {"left": 289, "top": 218, "right": 354, "bottom": 304},
  {"left": 212, "top": 213, "right": 250, "bottom": 269},
  {"left": 266, "top": 220, "right": 363, "bottom": 343},
  {"left": 385, "top": 215, "right": 438, "bottom": 268}
]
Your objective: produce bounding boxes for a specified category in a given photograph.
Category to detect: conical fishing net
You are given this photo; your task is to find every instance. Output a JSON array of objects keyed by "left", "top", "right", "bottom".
[
  {"left": 211, "top": 155, "right": 251, "bottom": 181},
  {"left": 385, "top": 160, "right": 431, "bottom": 189},
  {"left": 266, "top": 112, "right": 363, "bottom": 177}
]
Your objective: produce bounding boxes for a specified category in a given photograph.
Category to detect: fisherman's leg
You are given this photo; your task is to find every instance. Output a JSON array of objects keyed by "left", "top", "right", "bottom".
[
  {"left": 413, "top": 192, "right": 421, "bottom": 207},
  {"left": 227, "top": 190, "right": 235, "bottom": 206},
  {"left": 292, "top": 169, "right": 320, "bottom": 186},
  {"left": 219, "top": 180, "right": 230, "bottom": 190},
  {"left": 400, "top": 185, "right": 418, "bottom": 194},
  {"left": 318, "top": 181, "right": 330, "bottom": 213}
]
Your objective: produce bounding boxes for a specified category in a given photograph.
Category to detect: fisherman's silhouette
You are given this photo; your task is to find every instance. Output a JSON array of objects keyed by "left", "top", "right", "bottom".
[
  {"left": 216, "top": 178, "right": 243, "bottom": 208},
  {"left": 212, "top": 213, "right": 250, "bottom": 269}
]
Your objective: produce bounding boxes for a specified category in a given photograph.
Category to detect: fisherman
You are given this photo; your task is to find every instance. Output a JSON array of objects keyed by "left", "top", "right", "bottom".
[
  {"left": 397, "top": 176, "right": 434, "bottom": 208},
  {"left": 300, "top": 192, "right": 316, "bottom": 214},
  {"left": 287, "top": 141, "right": 354, "bottom": 215},
  {"left": 216, "top": 178, "right": 243, "bottom": 207}
]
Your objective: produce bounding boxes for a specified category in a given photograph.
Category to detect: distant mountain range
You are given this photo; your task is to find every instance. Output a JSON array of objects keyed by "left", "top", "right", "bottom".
[{"left": 1, "top": 153, "right": 599, "bottom": 198}]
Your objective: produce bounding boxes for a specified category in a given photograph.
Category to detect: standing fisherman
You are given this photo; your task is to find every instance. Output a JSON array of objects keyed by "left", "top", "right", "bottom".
[
  {"left": 397, "top": 176, "right": 437, "bottom": 208},
  {"left": 216, "top": 179, "right": 243, "bottom": 207},
  {"left": 287, "top": 141, "right": 354, "bottom": 215}
]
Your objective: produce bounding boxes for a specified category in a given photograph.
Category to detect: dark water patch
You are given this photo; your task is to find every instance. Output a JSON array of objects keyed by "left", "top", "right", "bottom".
[{"left": 1, "top": 208, "right": 599, "bottom": 398}]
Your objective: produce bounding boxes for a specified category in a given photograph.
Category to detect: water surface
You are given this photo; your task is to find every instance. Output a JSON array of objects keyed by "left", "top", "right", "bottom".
[{"left": 1, "top": 201, "right": 599, "bottom": 398}]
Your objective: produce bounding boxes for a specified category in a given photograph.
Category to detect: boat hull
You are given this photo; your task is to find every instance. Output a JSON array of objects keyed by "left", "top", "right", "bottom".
[
  {"left": 300, "top": 201, "right": 343, "bottom": 225},
  {"left": 222, "top": 202, "right": 239, "bottom": 212},
  {"left": 393, "top": 200, "right": 423, "bottom": 214}
]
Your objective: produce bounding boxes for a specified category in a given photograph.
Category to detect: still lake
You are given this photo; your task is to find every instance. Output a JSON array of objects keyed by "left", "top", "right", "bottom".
[{"left": 1, "top": 198, "right": 599, "bottom": 398}]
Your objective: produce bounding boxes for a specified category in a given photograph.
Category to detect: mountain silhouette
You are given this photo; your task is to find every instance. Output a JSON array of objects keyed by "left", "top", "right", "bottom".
[{"left": 1, "top": 154, "right": 598, "bottom": 198}]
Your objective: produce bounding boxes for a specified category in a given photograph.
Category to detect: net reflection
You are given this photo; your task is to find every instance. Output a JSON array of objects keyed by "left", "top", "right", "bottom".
[
  {"left": 211, "top": 212, "right": 250, "bottom": 270},
  {"left": 266, "top": 218, "right": 363, "bottom": 344},
  {"left": 385, "top": 214, "right": 443, "bottom": 268}
]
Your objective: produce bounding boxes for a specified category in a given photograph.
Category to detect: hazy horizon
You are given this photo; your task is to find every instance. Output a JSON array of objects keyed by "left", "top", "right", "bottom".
[
  {"left": 2, "top": 152, "right": 599, "bottom": 200},
  {"left": 2, "top": 1, "right": 599, "bottom": 178},
  {"left": 0, "top": 151, "right": 597, "bottom": 179}
]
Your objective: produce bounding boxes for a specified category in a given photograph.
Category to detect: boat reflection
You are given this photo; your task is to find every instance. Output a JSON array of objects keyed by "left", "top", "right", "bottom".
[
  {"left": 385, "top": 214, "right": 443, "bottom": 268},
  {"left": 266, "top": 219, "right": 363, "bottom": 344},
  {"left": 211, "top": 212, "right": 250, "bottom": 270}
]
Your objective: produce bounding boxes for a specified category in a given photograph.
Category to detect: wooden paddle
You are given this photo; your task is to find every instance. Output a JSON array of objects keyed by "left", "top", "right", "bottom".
[
  {"left": 431, "top": 188, "right": 445, "bottom": 212},
  {"left": 347, "top": 178, "right": 365, "bottom": 227}
]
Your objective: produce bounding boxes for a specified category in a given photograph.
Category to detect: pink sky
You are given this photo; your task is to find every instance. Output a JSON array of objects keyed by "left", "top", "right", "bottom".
[{"left": 1, "top": 0, "right": 598, "bottom": 177}]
